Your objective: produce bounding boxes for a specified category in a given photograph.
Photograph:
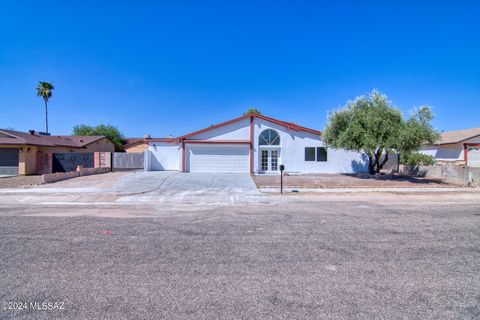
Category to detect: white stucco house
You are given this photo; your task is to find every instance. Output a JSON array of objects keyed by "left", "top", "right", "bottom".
[
  {"left": 419, "top": 127, "right": 480, "bottom": 167},
  {"left": 144, "top": 113, "right": 371, "bottom": 174}
]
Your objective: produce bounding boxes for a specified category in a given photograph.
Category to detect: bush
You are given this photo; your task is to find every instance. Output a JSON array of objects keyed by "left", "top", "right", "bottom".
[{"left": 400, "top": 152, "right": 435, "bottom": 166}]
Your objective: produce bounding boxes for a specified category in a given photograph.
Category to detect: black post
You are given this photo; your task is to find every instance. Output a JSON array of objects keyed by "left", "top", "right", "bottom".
[{"left": 280, "top": 165, "right": 285, "bottom": 194}]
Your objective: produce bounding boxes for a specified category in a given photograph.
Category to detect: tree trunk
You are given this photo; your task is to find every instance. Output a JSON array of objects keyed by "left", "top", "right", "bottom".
[
  {"left": 367, "top": 154, "right": 375, "bottom": 174},
  {"left": 378, "top": 151, "right": 390, "bottom": 172},
  {"left": 44, "top": 99, "right": 48, "bottom": 133},
  {"left": 367, "top": 148, "right": 388, "bottom": 174}
]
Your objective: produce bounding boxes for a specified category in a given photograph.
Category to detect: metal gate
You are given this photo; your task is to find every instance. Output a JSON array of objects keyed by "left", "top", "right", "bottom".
[
  {"left": 52, "top": 152, "right": 94, "bottom": 173},
  {"left": 113, "top": 152, "right": 144, "bottom": 170},
  {"left": 0, "top": 148, "right": 19, "bottom": 176}
]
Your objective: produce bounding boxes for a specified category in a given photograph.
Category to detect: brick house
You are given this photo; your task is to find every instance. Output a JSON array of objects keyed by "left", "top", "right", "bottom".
[{"left": 0, "top": 129, "right": 115, "bottom": 176}]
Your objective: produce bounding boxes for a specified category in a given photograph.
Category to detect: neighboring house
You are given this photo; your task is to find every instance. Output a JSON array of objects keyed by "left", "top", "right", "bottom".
[
  {"left": 145, "top": 113, "right": 371, "bottom": 174},
  {"left": 420, "top": 127, "right": 480, "bottom": 167},
  {"left": 124, "top": 136, "right": 170, "bottom": 153},
  {"left": 0, "top": 129, "right": 115, "bottom": 176}
]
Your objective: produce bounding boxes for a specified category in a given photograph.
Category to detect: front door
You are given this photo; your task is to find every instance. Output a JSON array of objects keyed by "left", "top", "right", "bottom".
[{"left": 260, "top": 149, "right": 279, "bottom": 173}]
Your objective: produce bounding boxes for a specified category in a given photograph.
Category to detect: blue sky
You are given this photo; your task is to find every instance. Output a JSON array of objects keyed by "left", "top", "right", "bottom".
[{"left": 0, "top": 1, "right": 479, "bottom": 137}]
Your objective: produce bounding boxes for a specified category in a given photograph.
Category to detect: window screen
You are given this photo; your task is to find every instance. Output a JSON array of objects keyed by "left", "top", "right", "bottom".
[
  {"left": 317, "top": 147, "right": 327, "bottom": 162},
  {"left": 305, "top": 147, "right": 315, "bottom": 161}
]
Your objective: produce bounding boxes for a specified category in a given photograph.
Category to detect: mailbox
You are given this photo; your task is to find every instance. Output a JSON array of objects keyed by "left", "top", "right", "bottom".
[{"left": 279, "top": 165, "right": 285, "bottom": 193}]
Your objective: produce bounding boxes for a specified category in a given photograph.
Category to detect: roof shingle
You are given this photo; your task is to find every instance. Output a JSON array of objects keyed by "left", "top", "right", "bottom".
[
  {"left": 0, "top": 129, "right": 107, "bottom": 147},
  {"left": 436, "top": 128, "right": 480, "bottom": 145}
]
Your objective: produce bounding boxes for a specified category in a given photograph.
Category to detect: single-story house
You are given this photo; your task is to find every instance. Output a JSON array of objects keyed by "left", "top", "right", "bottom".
[
  {"left": 124, "top": 136, "right": 170, "bottom": 153},
  {"left": 0, "top": 129, "right": 115, "bottom": 176},
  {"left": 419, "top": 127, "right": 480, "bottom": 167},
  {"left": 145, "top": 113, "right": 373, "bottom": 174}
]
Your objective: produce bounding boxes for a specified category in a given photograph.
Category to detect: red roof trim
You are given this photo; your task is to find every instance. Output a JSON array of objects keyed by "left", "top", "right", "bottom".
[
  {"left": 175, "top": 114, "right": 250, "bottom": 141},
  {"left": 175, "top": 113, "right": 321, "bottom": 141},
  {"left": 254, "top": 114, "right": 322, "bottom": 135}
]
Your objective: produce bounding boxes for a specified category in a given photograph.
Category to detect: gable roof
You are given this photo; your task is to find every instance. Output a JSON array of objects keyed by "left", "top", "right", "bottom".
[
  {"left": 0, "top": 129, "right": 109, "bottom": 148},
  {"left": 175, "top": 113, "right": 321, "bottom": 141},
  {"left": 436, "top": 127, "right": 480, "bottom": 145},
  {"left": 124, "top": 137, "right": 173, "bottom": 148}
]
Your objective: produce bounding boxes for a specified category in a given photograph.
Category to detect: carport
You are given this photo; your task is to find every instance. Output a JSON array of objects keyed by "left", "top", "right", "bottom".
[{"left": 0, "top": 148, "right": 19, "bottom": 176}]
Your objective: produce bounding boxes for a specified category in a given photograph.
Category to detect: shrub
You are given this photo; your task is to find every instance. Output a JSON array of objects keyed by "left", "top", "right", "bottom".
[{"left": 400, "top": 152, "right": 435, "bottom": 166}]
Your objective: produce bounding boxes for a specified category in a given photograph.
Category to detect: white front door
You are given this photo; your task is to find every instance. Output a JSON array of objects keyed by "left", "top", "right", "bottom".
[{"left": 260, "top": 149, "right": 279, "bottom": 173}]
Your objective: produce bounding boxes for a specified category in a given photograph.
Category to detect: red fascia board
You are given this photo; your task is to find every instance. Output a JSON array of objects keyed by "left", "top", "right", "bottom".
[
  {"left": 175, "top": 113, "right": 321, "bottom": 142},
  {"left": 254, "top": 114, "right": 322, "bottom": 135},
  {"left": 176, "top": 114, "right": 251, "bottom": 141},
  {"left": 184, "top": 140, "right": 250, "bottom": 144}
]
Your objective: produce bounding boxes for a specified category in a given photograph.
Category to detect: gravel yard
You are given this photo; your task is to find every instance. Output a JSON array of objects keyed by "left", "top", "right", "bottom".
[
  {"left": 0, "top": 175, "right": 43, "bottom": 188},
  {"left": 253, "top": 173, "right": 455, "bottom": 188}
]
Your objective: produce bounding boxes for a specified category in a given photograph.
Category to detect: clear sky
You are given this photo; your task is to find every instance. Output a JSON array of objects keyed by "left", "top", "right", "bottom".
[{"left": 0, "top": 1, "right": 479, "bottom": 137}]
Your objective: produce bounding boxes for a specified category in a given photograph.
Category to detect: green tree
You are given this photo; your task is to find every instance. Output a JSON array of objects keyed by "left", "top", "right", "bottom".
[
  {"left": 400, "top": 152, "right": 435, "bottom": 166},
  {"left": 243, "top": 108, "right": 261, "bottom": 115},
  {"left": 73, "top": 124, "right": 125, "bottom": 151},
  {"left": 322, "top": 90, "right": 439, "bottom": 174},
  {"left": 36, "top": 81, "right": 54, "bottom": 133}
]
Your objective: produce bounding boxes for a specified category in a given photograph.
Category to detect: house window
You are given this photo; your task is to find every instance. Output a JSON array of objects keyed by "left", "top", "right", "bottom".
[
  {"left": 259, "top": 129, "right": 280, "bottom": 145},
  {"left": 317, "top": 147, "right": 327, "bottom": 162},
  {"left": 305, "top": 147, "right": 328, "bottom": 162},
  {"left": 305, "top": 147, "right": 315, "bottom": 161}
]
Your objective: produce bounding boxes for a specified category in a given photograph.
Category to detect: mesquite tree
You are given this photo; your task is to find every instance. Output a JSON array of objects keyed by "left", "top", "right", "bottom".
[{"left": 322, "top": 90, "right": 439, "bottom": 174}]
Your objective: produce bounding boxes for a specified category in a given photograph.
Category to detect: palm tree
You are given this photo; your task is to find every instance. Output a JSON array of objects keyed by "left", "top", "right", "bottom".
[{"left": 36, "top": 81, "right": 54, "bottom": 133}]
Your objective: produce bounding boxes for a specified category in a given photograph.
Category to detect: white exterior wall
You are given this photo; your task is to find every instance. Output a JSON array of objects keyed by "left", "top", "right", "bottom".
[
  {"left": 420, "top": 137, "right": 480, "bottom": 164},
  {"left": 420, "top": 144, "right": 464, "bottom": 161},
  {"left": 146, "top": 117, "right": 370, "bottom": 174},
  {"left": 147, "top": 142, "right": 181, "bottom": 170},
  {"left": 188, "top": 118, "right": 250, "bottom": 140},
  {"left": 252, "top": 118, "right": 368, "bottom": 174}
]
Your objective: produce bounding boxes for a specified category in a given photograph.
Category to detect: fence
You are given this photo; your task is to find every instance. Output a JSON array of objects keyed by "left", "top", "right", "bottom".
[
  {"left": 399, "top": 165, "right": 480, "bottom": 186},
  {"left": 113, "top": 152, "right": 144, "bottom": 170},
  {"left": 52, "top": 152, "right": 94, "bottom": 173}
]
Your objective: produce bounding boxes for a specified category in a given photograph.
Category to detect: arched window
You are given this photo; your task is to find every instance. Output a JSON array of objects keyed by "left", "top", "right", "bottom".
[{"left": 259, "top": 129, "right": 280, "bottom": 145}]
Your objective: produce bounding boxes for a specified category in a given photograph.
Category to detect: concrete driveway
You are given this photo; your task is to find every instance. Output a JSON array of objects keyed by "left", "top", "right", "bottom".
[
  {"left": 112, "top": 171, "right": 261, "bottom": 204},
  {"left": 0, "top": 171, "right": 262, "bottom": 206}
]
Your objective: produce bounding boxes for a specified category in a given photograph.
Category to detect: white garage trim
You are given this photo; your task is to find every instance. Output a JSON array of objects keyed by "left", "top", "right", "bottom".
[{"left": 186, "top": 144, "right": 250, "bottom": 173}]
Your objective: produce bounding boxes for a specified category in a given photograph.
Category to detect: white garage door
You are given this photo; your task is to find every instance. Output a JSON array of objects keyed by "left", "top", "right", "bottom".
[
  {"left": 467, "top": 146, "right": 480, "bottom": 167},
  {"left": 188, "top": 144, "right": 249, "bottom": 173}
]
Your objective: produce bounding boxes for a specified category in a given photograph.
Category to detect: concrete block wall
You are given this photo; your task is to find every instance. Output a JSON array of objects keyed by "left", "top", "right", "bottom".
[
  {"left": 42, "top": 167, "right": 110, "bottom": 184},
  {"left": 400, "top": 165, "right": 480, "bottom": 187}
]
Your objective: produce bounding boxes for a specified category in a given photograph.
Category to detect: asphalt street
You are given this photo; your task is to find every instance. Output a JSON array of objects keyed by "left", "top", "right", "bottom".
[{"left": 1, "top": 198, "right": 479, "bottom": 320}]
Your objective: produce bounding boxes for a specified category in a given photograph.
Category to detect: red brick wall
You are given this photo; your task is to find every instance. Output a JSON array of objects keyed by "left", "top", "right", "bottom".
[
  {"left": 36, "top": 151, "right": 52, "bottom": 174},
  {"left": 94, "top": 152, "right": 112, "bottom": 169}
]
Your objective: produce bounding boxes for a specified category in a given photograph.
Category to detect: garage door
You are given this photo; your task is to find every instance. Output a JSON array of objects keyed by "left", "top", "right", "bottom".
[
  {"left": 0, "top": 148, "right": 19, "bottom": 176},
  {"left": 188, "top": 144, "right": 249, "bottom": 173},
  {"left": 467, "top": 146, "right": 480, "bottom": 167}
]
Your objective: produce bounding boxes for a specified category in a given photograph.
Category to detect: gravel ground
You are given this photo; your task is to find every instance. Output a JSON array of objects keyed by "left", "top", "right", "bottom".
[
  {"left": 0, "top": 175, "right": 43, "bottom": 188},
  {"left": 0, "top": 198, "right": 479, "bottom": 320},
  {"left": 253, "top": 173, "right": 454, "bottom": 188}
]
